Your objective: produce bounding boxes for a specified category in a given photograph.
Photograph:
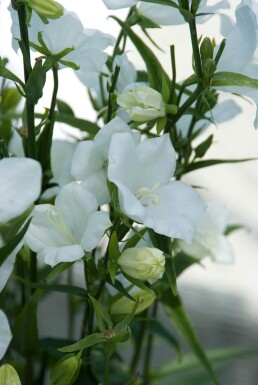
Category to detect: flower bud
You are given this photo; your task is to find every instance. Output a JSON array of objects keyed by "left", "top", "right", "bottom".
[
  {"left": 0, "top": 364, "right": 21, "bottom": 385},
  {"left": 117, "top": 86, "right": 166, "bottom": 122},
  {"left": 49, "top": 352, "right": 81, "bottom": 385},
  {"left": 110, "top": 290, "right": 155, "bottom": 316},
  {"left": 117, "top": 247, "right": 165, "bottom": 284},
  {"left": 27, "top": 0, "right": 64, "bottom": 19}
]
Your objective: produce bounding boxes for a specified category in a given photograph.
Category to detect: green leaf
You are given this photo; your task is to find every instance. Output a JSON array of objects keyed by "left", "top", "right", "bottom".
[
  {"left": 162, "top": 292, "right": 221, "bottom": 385},
  {"left": 123, "top": 273, "right": 156, "bottom": 298},
  {"left": 156, "top": 116, "right": 167, "bottom": 135},
  {"left": 15, "top": 277, "right": 88, "bottom": 298},
  {"left": 174, "top": 252, "right": 200, "bottom": 277},
  {"left": 194, "top": 134, "right": 213, "bottom": 158},
  {"left": 111, "top": 17, "right": 170, "bottom": 91},
  {"left": 224, "top": 224, "right": 246, "bottom": 236},
  {"left": 55, "top": 113, "right": 100, "bottom": 135},
  {"left": 12, "top": 299, "right": 38, "bottom": 355},
  {"left": 0, "top": 218, "right": 32, "bottom": 268},
  {"left": 89, "top": 295, "right": 113, "bottom": 332},
  {"left": 25, "top": 58, "right": 46, "bottom": 104},
  {"left": 113, "top": 299, "right": 139, "bottom": 334},
  {"left": 212, "top": 71, "right": 258, "bottom": 88},
  {"left": 152, "top": 346, "right": 258, "bottom": 378},
  {"left": 59, "top": 333, "right": 105, "bottom": 353},
  {"left": 56, "top": 99, "right": 75, "bottom": 116},
  {"left": 109, "top": 231, "right": 120, "bottom": 261},
  {"left": 149, "top": 230, "right": 172, "bottom": 254},
  {"left": 180, "top": 157, "right": 257, "bottom": 174},
  {"left": 123, "top": 228, "right": 147, "bottom": 251},
  {"left": 0, "top": 58, "right": 25, "bottom": 89},
  {"left": 164, "top": 254, "right": 177, "bottom": 296}
]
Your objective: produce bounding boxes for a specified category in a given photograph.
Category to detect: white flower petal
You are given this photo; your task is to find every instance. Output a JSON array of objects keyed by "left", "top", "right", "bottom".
[
  {"left": 0, "top": 310, "right": 12, "bottom": 360},
  {"left": 108, "top": 133, "right": 176, "bottom": 191},
  {"left": 38, "top": 245, "right": 85, "bottom": 267},
  {"left": 71, "top": 141, "right": 103, "bottom": 181},
  {"left": 144, "top": 182, "right": 206, "bottom": 243},
  {"left": 216, "top": 6, "right": 258, "bottom": 72},
  {"left": 82, "top": 172, "right": 110, "bottom": 206},
  {"left": 0, "top": 158, "right": 41, "bottom": 223},
  {"left": 55, "top": 182, "right": 98, "bottom": 242},
  {"left": 25, "top": 205, "right": 73, "bottom": 252},
  {"left": 102, "top": 0, "right": 137, "bottom": 9},
  {"left": 0, "top": 242, "right": 23, "bottom": 292},
  {"left": 81, "top": 211, "right": 111, "bottom": 251}
]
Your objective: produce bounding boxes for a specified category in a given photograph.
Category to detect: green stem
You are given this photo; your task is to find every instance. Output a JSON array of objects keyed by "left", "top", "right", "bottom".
[
  {"left": 17, "top": 4, "right": 36, "bottom": 159},
  {"left": 130, "top": 309, "right": 148, "bottom": 374},
  {"left": 104, "top": 351, "right": 110, "bottom": 385},
  {"left": 38, "top": 65, "right": 59, "bottom": 190},
  {"left": 188, "top": 17, "right": 203, "bottom": 80},
  {"left": 143, "top": 301, "right": 157, "bottom": 383}
]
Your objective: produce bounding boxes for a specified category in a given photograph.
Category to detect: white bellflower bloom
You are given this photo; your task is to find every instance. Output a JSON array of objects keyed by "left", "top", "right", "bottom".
[
  {"left": 179, "top": 201, "right": 234, "bottom": 263},
  {"left": 9, "top": 8, "right": 114, "bottom": 76},
  {"left": 71, "top": 117, "right": 140, "bottom": 205},
  {"left": 108, "top": 133, "right": 206, "bottom": 243},
  {"left": 25, "top": 182, "right": 111, "bottom": 267}
]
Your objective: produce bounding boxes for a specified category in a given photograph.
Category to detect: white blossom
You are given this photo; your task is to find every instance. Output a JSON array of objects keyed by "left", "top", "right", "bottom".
[
  {"left": 71, "top": 117, "right": 140, "bottom": 205},
  {"left": 108, "top": 133, "right": 206, "bottom": 243},
  {"left": 25, "top": 182, "right": 111, "bottom": 267},
  {"left": 179, "top": 201, "right": 234, "bottom": 263},
  {"left": 215, "top": 4, "right": 258, "bottom": 127},
  {"left": 9, "top": 7, "right": 114, "bottom": 76},
  {"left": 102, "top": 0, "right": 137, "bottom": 10},
  {"left": 0, "top": 158, "right": 42, "bottom": 223}
]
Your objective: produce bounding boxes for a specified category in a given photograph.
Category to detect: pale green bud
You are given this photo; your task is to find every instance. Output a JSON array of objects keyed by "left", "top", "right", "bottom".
[
  {"left": 118, "top": 247, "right": 165, "bottom": 284},
  {"left": 27, "top": 0, "right": 63, "bottom": 19},
  {"left": 117, "top": 86, "right": 166, "bottom": 122},
  {"left": 0, "top": 364, "right": 21, "bottom": 385},
  {"left": 110, "top": 290, "right": 156, "bottom": 316},
  {"left": 50, "top": 352, "right": 81, "bottom": 385}
]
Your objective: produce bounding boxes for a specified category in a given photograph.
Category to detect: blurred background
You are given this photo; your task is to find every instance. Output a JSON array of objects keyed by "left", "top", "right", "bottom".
[{"left": 1, "top": 0, "right": 258, "bottom": 383}]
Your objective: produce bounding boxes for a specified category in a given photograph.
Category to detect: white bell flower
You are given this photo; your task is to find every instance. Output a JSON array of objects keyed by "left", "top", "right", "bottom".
[
  {"left": 0, "top": 157, "right": 41, "bottom": 292},
  {"left": 108, "top": 133, "right": 206, "bottom": 243},
  {"left": 138, "top": 0, "right": 230, "bottom": 26},
  {"left": 25, "top": 182, "right": 111, "bottom": 267},
  {"left": 71, "top": 117, "right": 140, "bottom": 205},
  {"left": 0, "top": 158, "right": 41, "bottom": 223},
  {"left": 179, "top": 201, "right": 234, "bottom": 263},
  {"left": 214, "top": 4, "right": 258, "bottom": 127},
  {"left": 0, "top": 310, "right": 12, "bottom": 360},
  {"left": 9, "top": 7, "right": 114, "bottom": 75}
]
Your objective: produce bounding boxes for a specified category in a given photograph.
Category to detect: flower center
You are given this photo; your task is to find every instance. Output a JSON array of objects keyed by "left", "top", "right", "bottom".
[{"left": 135, "top": 184, "right": 160, "bottom": 207}]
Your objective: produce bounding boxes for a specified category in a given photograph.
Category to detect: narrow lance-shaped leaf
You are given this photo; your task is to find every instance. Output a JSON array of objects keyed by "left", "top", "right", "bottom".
[
  {"left": 25, "top": 58, "right": 47, "bottom": 105},
  {"left": 89, "top": 295, "right": 113, "bottom": 332},
  {"left": 161, "top": 292, "right": 221, "bottom": 385},
  {"left": 111, "top": 16, "right": 170, "bottom": 91},
  {"left": 152, "top": 346, "right": 258, "bottom": 379},
  {"left": 212, "top": 71, "right": 258, "bottom": 88}
]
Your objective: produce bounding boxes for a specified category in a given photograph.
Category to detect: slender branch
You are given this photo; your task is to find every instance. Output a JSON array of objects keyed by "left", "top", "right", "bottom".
[{"left": 17, "top": 4, "right": 36, "bottom": 159}]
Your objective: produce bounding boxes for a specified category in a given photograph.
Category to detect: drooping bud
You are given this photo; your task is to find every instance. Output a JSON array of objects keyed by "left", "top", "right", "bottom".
[
  {"left": 117, "top": 247, "right": 165, "bottom": 284},
  {"left": 0, "top": 364, "right": 21, "bottom": 385},
  {"left": 27, "top": 0, "right": 64, "bottom": 19},
  {"left": 49, "top": 352, "right": 82, "bottom": 385},
  {"left": 117, "top": 86, "right": 166, "bottom": 122}
]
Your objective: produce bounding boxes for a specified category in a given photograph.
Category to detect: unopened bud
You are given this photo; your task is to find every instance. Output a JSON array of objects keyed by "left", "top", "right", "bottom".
[
  {"left": 50, "top": 352, "right": 81, "bottom": 385},
  {"left": 0, "top": 364, "right": 21, "bottom": 385},
  {"left": 117, "top": 86, "right": 166, "bottom": 122},
  {"left": 200, "top": 37, "right": 214, "bottom": 63},
  {"left": 118, "top": 247, "right": 165, "bottom": 284},
  {"left": 204, "top": 59, "right": 216, "bottom": 79},
  {"left": 28, "top": 0, "right": 63, "bottom": 19}
]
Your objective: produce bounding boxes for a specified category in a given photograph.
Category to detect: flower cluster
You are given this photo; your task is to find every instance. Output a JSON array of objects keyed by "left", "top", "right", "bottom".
[{"left": 0, "top": 0, "right": 253, "bottom": 383}]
